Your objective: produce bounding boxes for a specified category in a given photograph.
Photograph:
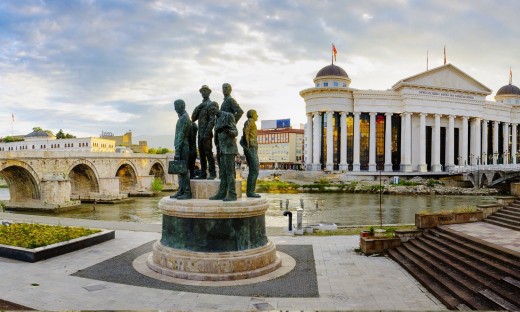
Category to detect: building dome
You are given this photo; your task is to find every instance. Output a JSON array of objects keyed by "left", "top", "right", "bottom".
[
  {"left": 25, "top": 130, "right": 52, "bottom": 138},
  {"left": 316, "top": 64, "right": 349, "bottom": 78},
  {"left": 496, "top": 83, "right": 520, "bottom": 96}
]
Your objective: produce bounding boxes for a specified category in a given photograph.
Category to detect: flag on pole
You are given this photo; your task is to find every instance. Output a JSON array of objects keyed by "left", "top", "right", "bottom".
[
  {"left": 510, "top": 67, "right": 513, "bottom": 84},
  {"left": 443, "top": 45, "right": 446, "bottom": 65},
  {"left": 332, "top": 43, "right": 337, "bottom": 63}
]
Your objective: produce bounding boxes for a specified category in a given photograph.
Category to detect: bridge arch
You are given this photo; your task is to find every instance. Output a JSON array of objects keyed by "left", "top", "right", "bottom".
[
  {"left": 115, "top": 160, "right": 138, "bottom": 193},
  {"left": 149, "top": 161, "right": 166, "bottom": 183},
  {"left": 67, "top": 160, "right": 100, "bottom": 198},
  {"left": 0, "top": 161, "right": 41, "bottom": 202}
]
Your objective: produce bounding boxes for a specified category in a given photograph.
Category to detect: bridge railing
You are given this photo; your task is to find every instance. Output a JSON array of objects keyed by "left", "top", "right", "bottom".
[{"left": 449, "top": 163, "right": 520, "bottom": 174}]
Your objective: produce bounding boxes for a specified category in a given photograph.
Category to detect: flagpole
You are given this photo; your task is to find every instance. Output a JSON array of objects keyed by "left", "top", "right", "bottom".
[
  {"left": 426, "top": 50, "right": 429, "bottom": 70},
  {"left": 11, "top": 114, "right": 14, "bottom": 137}
]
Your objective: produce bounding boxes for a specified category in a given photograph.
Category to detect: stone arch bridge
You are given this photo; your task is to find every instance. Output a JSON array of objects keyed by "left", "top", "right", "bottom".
[
  {"left": 449, "top": 164, "right": 520, "bottom": 188},
  {"left": 0, "top": 151, "right": 174, "bottom": 211}
]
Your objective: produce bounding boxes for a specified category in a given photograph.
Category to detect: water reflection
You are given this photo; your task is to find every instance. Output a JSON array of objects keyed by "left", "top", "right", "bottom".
[{"left": 0, "top": 188, "right": 496, "bottom": 227}]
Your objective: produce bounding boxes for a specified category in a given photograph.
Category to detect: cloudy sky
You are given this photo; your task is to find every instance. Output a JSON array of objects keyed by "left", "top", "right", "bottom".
[{"left": 1, "top": 0, "right": 519, "bottom": 148}]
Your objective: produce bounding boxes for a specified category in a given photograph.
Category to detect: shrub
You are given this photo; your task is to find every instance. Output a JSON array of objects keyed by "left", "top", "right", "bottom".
[
  {"left": 0, "top": 223, "right": 100, "bottom": 249},
  {"left": 151, "top": 178, "right": 163, "bottom": 193}
]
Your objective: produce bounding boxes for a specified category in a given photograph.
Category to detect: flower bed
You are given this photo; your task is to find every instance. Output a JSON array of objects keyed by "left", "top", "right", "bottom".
[{"left": 0, "top": 223, "right": 115, "bottom": 262}]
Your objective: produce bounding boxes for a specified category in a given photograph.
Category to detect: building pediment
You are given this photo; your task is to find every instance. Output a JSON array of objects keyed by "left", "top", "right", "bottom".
[{"left": 392, "top": 64, "right": 492, "bottom": 95}]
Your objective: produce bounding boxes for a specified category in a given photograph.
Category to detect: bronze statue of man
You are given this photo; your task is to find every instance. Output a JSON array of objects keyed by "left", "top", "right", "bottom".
[
  {"left": 188, "top": 122, "right": 198, "bottom": 179},
  {"left": 216, "top": 83, "right": 244, "bottom": 170},
  {"left": 192, "top": 85, "right": 218, "bottom": 180},
  {"left": 220, "top": 83, "right": 244, "bottom": 123},
  {"left": 171, "top": 99, "right": 192, "bottom": 200},
  {"left": 240, "top": 110, "right": 260, "bottom": 198},
  {"left": 209, "top": 107, "right": 239, "bottom": 201}
]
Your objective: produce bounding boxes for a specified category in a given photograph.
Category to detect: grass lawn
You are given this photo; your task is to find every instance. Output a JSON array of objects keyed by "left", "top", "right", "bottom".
[{"left": 0, "top": 223, "right": 101, "bottom": 249}]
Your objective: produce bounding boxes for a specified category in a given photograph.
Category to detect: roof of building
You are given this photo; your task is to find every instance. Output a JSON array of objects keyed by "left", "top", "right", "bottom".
[
  {"left": 496, "top": 83, "right": 520, "bottom": 96},
  {"left": 316, "top": 64, "right": 349, "bottom": 78},
  {"left": 25, "top": 130, "right": 53, "bottom": 138}
]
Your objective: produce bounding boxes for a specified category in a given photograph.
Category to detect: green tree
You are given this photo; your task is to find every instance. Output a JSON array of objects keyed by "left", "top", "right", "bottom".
[
  {"left": 148, "top": 148, "right": 158, "bottom": 154},
  {"left": 56, "top": 129, "right": 65, "bottom": 139},
  {"left": 56, "top": 129, "right": 76, "bottom": 139}
]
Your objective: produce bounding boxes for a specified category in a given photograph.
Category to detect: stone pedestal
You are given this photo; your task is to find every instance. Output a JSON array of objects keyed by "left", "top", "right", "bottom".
[
  {"left": 190, "top": 179, "right": 242, "bottom": 199},
  {"left": 147, "top": 180, "right": 281, "bottom": 281}
]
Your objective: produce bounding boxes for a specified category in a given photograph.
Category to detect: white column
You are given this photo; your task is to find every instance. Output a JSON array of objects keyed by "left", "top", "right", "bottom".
[
  {"left": 326, "top": 111, "right": 334, "bottom": 171},
  {"left": 432, "top": 114, "right": 442, "bottom": 172},
  {"left": 470, "top": 118, "right": 481, "bottom": 165},
  {"left": 353, "top": 112, "right": 361, "bottom": 171},
  {"left": 418, "top": 113, "right": 427, "bottom": 172},
  {"left": 312, "top": 112, "right": 322, "bottom": 170},
  {"left": 384, "top": 113, "right": 393, "bottom": 172},
  {"left": 400, "top": 112, "right": 412, "bottom": 172},
  {"left": 482, "top": 120, "right": 488, "bottom": 165},
  {"left": 368, "top": 112, "right": 377, "bottom": 171},
  {"left": 493, "top": 121, "right": 499, "bottom": 165},
  {"left": 460, "top": 116, "right": 469, "bottom": 166},
  {"left": 512, "top": 124, "right": 518, "bottom": 164},
  {"left": 339, "top": 112, "right": 348, "bottom": 171},
  {"left": 447, "top": 115, "right": 455, "bottom": 168},
  {"left": 503, "top": 122, "right": 510, "bottom": 164},
  {"left": 306, "top": 113, "right": 313, "bottom": 170}
]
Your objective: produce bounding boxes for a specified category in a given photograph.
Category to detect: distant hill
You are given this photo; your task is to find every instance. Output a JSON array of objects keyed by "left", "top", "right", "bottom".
[{"left": 134, "top": 134, "right": 174, "bottom": 149}]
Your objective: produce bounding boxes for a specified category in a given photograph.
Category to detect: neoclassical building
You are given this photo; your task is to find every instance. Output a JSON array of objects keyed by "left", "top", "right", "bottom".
[{"left": 300, "top": 63, "right": 520, "bottom": 173}]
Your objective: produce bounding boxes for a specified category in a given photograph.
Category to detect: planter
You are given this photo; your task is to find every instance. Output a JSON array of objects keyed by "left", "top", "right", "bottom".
[
  {"left": 359, "top": 237, "right": 401, "bottom": 255},
  {"left": 415, "top": 211, "right": 483, "bottom": 229},
  {"left": 0, "top": 229, "right": 115, "bottom": 262}
]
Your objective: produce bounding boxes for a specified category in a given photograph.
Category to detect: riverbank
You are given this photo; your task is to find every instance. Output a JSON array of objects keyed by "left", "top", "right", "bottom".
[{"left": 248, "top": 171, "right": 501, "bottom": 196}]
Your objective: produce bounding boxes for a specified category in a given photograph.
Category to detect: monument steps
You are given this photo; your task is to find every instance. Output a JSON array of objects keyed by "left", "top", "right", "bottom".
[
  {"left": 388, "top": 226, "right": 520, "bottom": 311},
  {"left": 486, "top": 200, "right": 520, "bottom": 231}
]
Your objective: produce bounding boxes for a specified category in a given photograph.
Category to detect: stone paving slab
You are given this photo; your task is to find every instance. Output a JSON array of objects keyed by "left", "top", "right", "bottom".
[
  {"left": 0, "top": 231, "right": 446, "bottom": 310},
  {"left": 0, "top": 213, "right": 447, "bottom": 310},
  {"left": 445, "top": 222, "right": 520, "bottom": 253}
]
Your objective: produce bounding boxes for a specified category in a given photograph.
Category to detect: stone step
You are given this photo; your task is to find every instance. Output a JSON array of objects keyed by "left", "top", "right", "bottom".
[
  {"left": 397, "top": 244, "right": 493, "bottom": 310},
  {"left": 418, "top": 234, "right": 515, "bottom": 285},
  {"left": 494, "top": 211, "right": 520, "bottom": 222},
  {"left": 479, "top": 289, "right": 520, "bottom": 311},
  {"left": 410, "top": 237, "right": 520, "bottom": 306},
  {"left": 485, "top": 219, "right": 520, "bottom": 232},
  {"left": 507, "top": 203, "right": 520, "bottom": 211},
  {"left": 388, "top": 247, "right": 472, "bottom": 310},
  {"left": 488, "top": 212, "right": 520, "bottom": 225},
  {"left": 501, "top": 208, "right": 520, "bottom": 217},
  {"left": 431, "top": 228, "right": 520, "bottom": 272}
]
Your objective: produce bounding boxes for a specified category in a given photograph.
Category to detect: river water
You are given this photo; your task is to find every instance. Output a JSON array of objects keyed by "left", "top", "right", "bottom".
[{"left": 0, "top": 188, "right": 496, "bottom": 227}]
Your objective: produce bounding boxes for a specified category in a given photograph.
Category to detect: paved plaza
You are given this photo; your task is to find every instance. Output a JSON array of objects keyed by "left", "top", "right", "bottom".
[{"left": 7, "top": 213, "right": 518, "bottom": 310}]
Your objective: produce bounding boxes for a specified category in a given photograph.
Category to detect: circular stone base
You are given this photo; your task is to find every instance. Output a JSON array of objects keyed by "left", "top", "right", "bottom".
[{"left": 147, "top": 240, "right": 282, "bottom": 281}]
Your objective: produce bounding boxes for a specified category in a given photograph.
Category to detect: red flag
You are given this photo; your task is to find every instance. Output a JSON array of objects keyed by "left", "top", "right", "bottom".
[{"left": 332, "top": 44, "right": 337, "bottom": 63}]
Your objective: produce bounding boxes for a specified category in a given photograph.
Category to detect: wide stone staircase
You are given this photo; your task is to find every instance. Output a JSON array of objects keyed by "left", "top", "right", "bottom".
[
  {"left": 388, "top": 226, "right": 520, "bottom": 310},
  {"left": 485, "top": 200, "right": 520, "bottom": 231}
]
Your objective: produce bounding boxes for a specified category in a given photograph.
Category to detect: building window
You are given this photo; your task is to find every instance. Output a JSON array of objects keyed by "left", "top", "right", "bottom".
[
  {"left": 376, "top": 113, "right": 385, "bottom": 170},
  {"left": 343, "top": 83, "right": 347, "bottom": 87},
  {"left": 316, "top": 83, "right": 319, "bottom": 87},
  {"left": 360, "top": 113, "right": 370, "bottom": 170},
  {"left": 323, "top": 82, "right": 328, "bottom": 87},
  {"left": 333, "top": 81, "right": 339, "bottom": 87}
]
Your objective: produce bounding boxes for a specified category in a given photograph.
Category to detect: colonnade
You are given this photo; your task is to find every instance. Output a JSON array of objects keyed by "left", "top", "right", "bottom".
[{"left": 305, "top": 111, "right": 519, "bottom": 172}]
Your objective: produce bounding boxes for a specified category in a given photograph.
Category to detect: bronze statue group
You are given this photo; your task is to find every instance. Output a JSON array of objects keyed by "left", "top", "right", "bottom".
[{"left": 171, "top": 84, "right": 260, "bottom": 201}]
